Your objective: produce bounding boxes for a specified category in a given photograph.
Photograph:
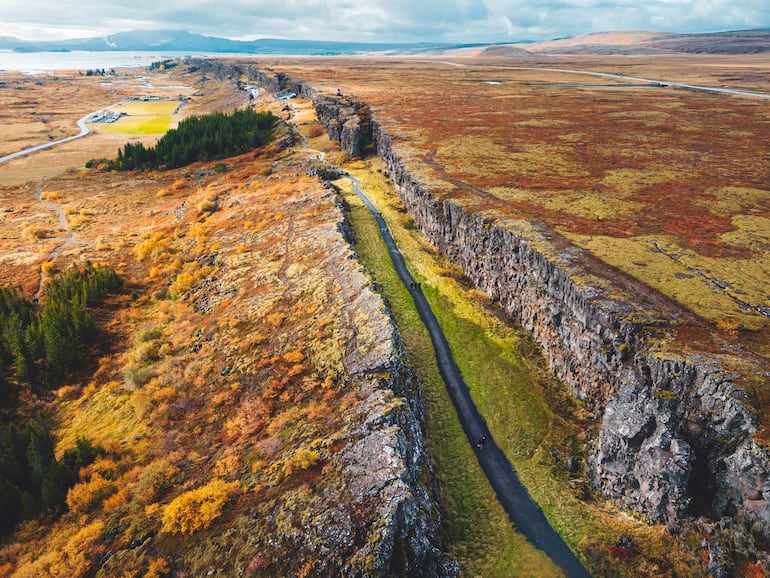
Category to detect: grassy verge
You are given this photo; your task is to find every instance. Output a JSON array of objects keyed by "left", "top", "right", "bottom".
[
  {"left": 338, "top": 181, "right": 563, "bottom": 577},
  {"left": 338, "top": 157, "right": 704, "bottom": 576}
]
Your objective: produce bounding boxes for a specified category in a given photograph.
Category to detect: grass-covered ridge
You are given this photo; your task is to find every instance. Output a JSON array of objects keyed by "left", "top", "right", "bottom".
[{"left": 103, "top": 108, "right": 277, "bottom": 170}]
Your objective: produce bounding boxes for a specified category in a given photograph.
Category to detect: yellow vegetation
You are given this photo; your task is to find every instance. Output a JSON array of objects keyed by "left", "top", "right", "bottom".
[
  {"left": 198, "top": 198, "right": 218, "bottom": 215},
  {"left": 168, "top": 263, "right": 213, "bottom": 297},
  {"left": 160, "top": 479, "right": 240, "bottom": 534},
  {"left": 281, "top": 448, "right": 320, "bottom": 477},
  {"left": 145, "top": 558, "right": 171, "bottom": 578},
  {"left": 135, "top": 232, "right": 173, "bottom": 262},
  {"left": 14, "top": 520, "right": 105, "bottom": 578},
  {"left": 213, "top": 453, "right": 241, "bottom": 478},
  {"left": 41, "top": 261, "right": 55, "bottom": 276},
  {"left": 22, "top": 223, "right": 47, "bottom": 240},
  {"left": 69, "top": 215, "right": 89, "bottom": 228},
  {"left": 282, "top": 350, "right": 305, "bottom": 364},
  {"left": 566, "top": 233, "right": 768, "bottom": 331},
  {"left": 65, "top": 473, "right": 115, "bottom": 514}
]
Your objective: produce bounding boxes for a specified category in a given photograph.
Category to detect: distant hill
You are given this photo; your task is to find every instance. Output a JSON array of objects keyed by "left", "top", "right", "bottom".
[
  {"left": 510, "top": 28, "right": 770, "bottom": 55},
  {"left": 3, "top": 27, "right": 767, "bottom": 57},
  {"left": 0, "top": 29, "right": 478, "bottom": 55}
]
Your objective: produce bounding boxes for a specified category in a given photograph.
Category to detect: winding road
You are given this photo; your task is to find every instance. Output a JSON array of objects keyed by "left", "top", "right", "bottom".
[
  {"left": 0, "top": 111, "right": 95, "bottom": 165},
  {"left": 434, "top": 60, "right": 770, "bottom": 100},
  {"left": 346, "top": 172, "right": 592, "bottom": 578}
]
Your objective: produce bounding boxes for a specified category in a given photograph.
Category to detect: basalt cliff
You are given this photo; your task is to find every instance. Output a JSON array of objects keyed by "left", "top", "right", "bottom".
[
  {"left": 367, "top": 125, "right": 767, "bottom": 533},
  {"left": 232, "top": 61, "right": 770, "bottom": 565}
]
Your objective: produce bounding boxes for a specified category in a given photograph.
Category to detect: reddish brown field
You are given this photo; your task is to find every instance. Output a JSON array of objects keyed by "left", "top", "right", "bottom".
[{"left": 248, "top": 54, "right": 770, "bottom": 394}]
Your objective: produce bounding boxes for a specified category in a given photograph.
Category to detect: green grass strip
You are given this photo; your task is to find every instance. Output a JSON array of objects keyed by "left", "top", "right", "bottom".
[{"left": 340, "top": 184, "right": 563, "bottom": 577}]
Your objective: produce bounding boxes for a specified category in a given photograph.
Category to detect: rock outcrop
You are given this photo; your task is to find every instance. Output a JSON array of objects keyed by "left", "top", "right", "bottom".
[
  {"left": 330, "top": 200, "right": 456, "bottom": 575},
  {"left": 274, "top": 76, "right": 770, "bottom": 547},
  {"left": 311, "top": 94, "right": 365, "bottom": 158},
  {"left": 334, "top": 338, "right": 458, "bottom": 577},
  {"left": 183, "top": 59, "right": 456, "bottom": 577}
]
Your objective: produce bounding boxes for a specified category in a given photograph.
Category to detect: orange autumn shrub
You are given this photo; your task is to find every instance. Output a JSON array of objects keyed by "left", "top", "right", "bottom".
[
  {"left": 66, "top": 473, "right": 115, "bottom": 514},
  {"left": 160, "top": 479, "right": 240, "bottom": 534}
]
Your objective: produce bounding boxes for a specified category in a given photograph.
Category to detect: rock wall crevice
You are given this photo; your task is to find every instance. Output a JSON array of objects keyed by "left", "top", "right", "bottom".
[
  {"left": 330, "top": 182, "right": 458, "bottom": 578},
  {"left": 367, "top": 117, "right": 768, "bottom": 531},
  {"left": 238, "top": 65, "right": 770, "bottom": 568}
]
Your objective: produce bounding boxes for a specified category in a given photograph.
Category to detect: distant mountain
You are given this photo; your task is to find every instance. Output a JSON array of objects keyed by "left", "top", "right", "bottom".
[
  {"left": 0, "top": 29, "right": 471, "bottom": 55},
  {"left": 3, "top": 27, "right": 766, "bottom": 57},
  {"left": 510, "top": 28, "right": 770, "bottom": 55}
]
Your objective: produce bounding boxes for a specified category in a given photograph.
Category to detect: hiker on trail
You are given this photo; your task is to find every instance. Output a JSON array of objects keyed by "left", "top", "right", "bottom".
[{"left": 477, "top": 436, "right": 487, "bottom": 449}]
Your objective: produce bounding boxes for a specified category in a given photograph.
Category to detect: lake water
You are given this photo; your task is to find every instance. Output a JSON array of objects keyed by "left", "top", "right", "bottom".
[{"left": 0, "top": 51, "right": 210, "bottom": 73}]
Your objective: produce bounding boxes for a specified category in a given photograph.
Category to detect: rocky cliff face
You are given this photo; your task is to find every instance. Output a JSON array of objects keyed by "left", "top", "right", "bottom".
[
  {"left": 367, "top": 120, "right": 770, "bottom": 536},
  {"left": 335, "top": 337, "right": 457, "bottom": 577},
  {"left": 279, "top": 79, "right": 770, "bottom": 547},
  {"left": 333, "top": 199, "right": 456, "bottom": 575},
  {"left": 311, "top": 94, "right": 365, "bottom": 158}
]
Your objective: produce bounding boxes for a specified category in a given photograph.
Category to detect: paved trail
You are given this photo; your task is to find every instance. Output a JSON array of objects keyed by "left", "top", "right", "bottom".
[
  {"left": 345, "top": 172, "right": 591, "bottom": 578},
  {"left": 287, "top": 104, "right": 590, "bottom": 575}
]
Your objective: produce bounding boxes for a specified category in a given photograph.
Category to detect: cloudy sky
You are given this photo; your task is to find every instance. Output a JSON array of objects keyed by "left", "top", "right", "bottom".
[{"left": 0, "top": 0, "right": 768, "bottom": 43}]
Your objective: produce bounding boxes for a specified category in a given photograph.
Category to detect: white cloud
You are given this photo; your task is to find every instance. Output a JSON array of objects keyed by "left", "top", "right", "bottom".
[{"left": 0, "top": 0, "right": 767, "bottom": 42}]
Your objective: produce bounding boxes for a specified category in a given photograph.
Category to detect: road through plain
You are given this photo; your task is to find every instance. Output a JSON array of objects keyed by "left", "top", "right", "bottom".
[{"left": 0, "top": 111, "right": 94, "bottom": 165}]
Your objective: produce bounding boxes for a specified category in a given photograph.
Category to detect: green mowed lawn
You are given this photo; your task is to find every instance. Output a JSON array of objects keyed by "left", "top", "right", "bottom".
[
  {"left": 97, "top": 100, "right": 181, "bottom": 134},
  {"left": 99, "top": 115, "right": 176, "bottom": 135},
  {"left": 112, "top": 100, "right": 180, "bottom": 115}
]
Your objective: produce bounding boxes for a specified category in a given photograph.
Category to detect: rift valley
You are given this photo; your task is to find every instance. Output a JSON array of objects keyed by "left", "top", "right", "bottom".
[{"left": 0, "top": 45, "right": 769, "bottom": 577}]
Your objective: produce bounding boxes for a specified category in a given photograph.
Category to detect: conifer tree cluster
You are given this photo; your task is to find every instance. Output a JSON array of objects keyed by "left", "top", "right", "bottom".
[
  {"left": 0, "top": 261, "right": 121, "bottom": 397},
  {"left": 108, "top": 108, "right": 277, "bottom": 170},
  {"left": 147, "top": 59, "right": 178, "bottom": 71},
  {"left": 0, "top": 412, "right": 103, "bottom": 536},
  {"left": 0, "top": 263, "right": 117, "bottom": 535}
]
